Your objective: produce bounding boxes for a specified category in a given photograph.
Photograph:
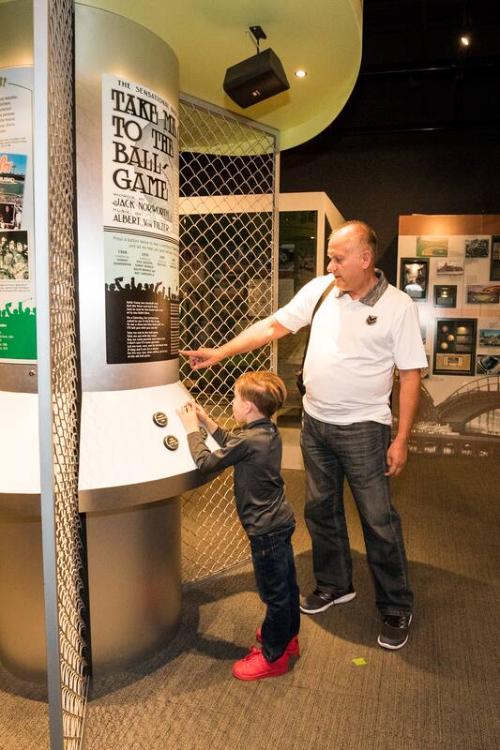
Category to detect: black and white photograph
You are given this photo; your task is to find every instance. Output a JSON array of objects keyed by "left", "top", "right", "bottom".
[
  {"left": 399, "top": 257, "right": 428, "bottom": 299},
  {"left": 465, "top": 238, "right": 489, "bottom": 258},
  {"left": 433, "top": 284, "right": 457, "bottom": 308},
  {"left": 0, "top": 230, "right": 29, "bottom": 281},
  {"left": 436, "top": 258, "right": 464, "bottom": 276}
]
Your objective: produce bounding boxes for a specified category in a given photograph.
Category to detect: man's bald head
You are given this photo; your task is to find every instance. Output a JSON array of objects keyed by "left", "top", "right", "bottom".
[{"left": 330, "top": 220, "right": 378, "bottom": 262}]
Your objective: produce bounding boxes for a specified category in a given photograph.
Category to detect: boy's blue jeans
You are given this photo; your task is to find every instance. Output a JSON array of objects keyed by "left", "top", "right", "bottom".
[
  {"left": 301, "top": 413, "right": 413, "bottom": 616},
  {"left": 250, "top": 524, "right": 300, "bottom": 662}
]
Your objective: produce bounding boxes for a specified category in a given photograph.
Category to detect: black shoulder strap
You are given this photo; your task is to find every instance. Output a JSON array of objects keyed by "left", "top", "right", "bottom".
[{"left": 299, "top": 280, "right": 336, "bottom": 372}]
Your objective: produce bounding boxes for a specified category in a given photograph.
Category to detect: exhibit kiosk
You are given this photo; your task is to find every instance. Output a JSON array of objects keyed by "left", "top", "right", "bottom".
[
  {"left": 0, "top": 1, "right": 221, "bottom": 678},
  {"left": 0, "top": 1, "right": 363, "bottom": 746}
]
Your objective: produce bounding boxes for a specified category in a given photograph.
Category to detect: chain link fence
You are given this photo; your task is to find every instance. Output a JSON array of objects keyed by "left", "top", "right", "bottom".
[
  {"left": 178, "top": 98, "right": 278, "bottom": 582},
  {"left": 47, "top": 2, "right": 88, "bottom": 746}
]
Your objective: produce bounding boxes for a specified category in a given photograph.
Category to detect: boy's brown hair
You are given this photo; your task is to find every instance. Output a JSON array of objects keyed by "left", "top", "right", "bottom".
[{"left": 235, "top": 371, "right": 287, "bottom": 418}]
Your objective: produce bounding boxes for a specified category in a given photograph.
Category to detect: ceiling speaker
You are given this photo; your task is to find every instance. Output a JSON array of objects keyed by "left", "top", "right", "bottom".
[{"left": 223, "top": 48, "right": 290, "bottom": 108}]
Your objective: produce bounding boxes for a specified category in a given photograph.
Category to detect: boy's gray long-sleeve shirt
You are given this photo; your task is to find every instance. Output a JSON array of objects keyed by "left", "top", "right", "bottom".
[{"left": 187, "top": 417, "right": 295, "bottom": 537}]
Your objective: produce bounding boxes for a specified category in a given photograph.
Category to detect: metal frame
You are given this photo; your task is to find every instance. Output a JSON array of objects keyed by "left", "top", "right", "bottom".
[
  {"left": 34, "top": 2, "right": 65, "bottom": 746},
  {"left": 34, "top": 1, "right": 88, "bottom": 748},
  {"left": 178, "top": 94, "right": 279, "bottom": 582},
  {"left": 180, "top": 92, "right": 280, "bottom": 140}
]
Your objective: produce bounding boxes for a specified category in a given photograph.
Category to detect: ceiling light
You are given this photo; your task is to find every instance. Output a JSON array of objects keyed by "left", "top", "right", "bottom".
[
  {"left": 460, "top": 35, "right": 470, "bottom": 47},
  {"left": 295, "top": 69, "right": 307, "bottom": 79}
]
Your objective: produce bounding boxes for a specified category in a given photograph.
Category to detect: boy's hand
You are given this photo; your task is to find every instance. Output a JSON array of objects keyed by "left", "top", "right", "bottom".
[
  {"left": 193, "top": 402, "right": 209, "bottom": 424},
  {"left": 177, "top": 402, "right": 200, "bottom": 434},
  {"left": 194, "top": 402, "right": 219, "bottom": 433}
]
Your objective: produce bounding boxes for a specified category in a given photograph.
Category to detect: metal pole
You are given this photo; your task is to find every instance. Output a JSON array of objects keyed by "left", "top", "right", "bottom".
[
  {"left": 272, "top": 146, "right": 281, "bottom": 374},
  {"left": 33, "top": 0, "right": 64, "bottom": 747}
]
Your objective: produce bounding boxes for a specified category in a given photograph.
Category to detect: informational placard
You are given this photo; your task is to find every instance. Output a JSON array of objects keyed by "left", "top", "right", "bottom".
[
  {"left": 102, "top": 74, "right": 179, "bottom": 364},
  {"left": 0, "top": 68, "right": 35, "bottom": 362}
]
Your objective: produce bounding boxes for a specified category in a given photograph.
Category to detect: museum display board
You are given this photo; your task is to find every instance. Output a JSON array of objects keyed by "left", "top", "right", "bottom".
[
  {"left": 0, "top": 68, "right": 34, "bottom": 361},
  {"left": 397, "top": 215, "right": 500, "bottom": 457}
]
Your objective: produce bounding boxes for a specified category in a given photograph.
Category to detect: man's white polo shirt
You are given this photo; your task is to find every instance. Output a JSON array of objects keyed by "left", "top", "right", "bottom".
[{"left": 274, "top": 271, "right": 428, "bottom": 426}]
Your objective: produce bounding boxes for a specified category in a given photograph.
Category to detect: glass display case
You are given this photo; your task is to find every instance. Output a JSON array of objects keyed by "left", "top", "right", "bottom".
[{"left": 277, "top": 193, "right": 343, "bottom": 425}]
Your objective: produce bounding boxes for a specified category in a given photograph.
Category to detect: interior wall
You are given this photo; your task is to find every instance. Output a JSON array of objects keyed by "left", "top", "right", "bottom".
[{"left": 280, "top": 131, "right": 500, "bottom": 283}]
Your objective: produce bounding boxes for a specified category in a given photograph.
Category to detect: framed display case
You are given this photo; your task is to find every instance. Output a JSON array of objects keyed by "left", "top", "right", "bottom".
[
  {"left": 433, "top": 284, "right": 457, "bottom": 308},
  {"left": 433, "top": 318, "right": 477, "bottom": 375},
  {"left": 399, "top": 257, "right": 428, "bottom": 300},
  {"left": 490, "top": 236, "right": 500, "bottom": 281}
]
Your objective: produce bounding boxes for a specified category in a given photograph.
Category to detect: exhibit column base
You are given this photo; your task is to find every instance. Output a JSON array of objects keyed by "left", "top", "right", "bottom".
[
  {"left": 86, "top": 497, "right": 182, "bottom": 677},
  {"left": 0, "top": 497, "right": 182, "bottom": 682}
]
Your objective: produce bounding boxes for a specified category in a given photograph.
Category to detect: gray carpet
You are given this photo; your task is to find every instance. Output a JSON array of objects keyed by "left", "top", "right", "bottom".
[
  {"left": 83, "top": 459, "right": 499, "bottom": 750},
  {"left": 1, "top": 457, "right": 499, "bottom": 750},
  {"left": 0, "top": 666, "right": 48, "bottom": 749}
]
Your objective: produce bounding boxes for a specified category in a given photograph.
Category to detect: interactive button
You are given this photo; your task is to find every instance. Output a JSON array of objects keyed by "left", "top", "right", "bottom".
[
  {"left": 153, "top": 412, "right": 168, "bottom": 428},
  {"left": 163, "top": 435, "right": 179, "bottom": 451}
]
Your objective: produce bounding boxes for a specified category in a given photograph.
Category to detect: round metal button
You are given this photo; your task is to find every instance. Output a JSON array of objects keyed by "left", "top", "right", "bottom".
[
  {"left": 153, "top": 412, "right": 168, "bottom": 428},
  {"left": 163, "top": 435, "right": 179, "bottom": 451}
]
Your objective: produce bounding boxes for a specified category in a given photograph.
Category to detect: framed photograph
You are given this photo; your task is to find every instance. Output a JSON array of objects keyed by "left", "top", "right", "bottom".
[
  {"left": 476, "top": 354, "right": 500, "bottom": 376},
  {"left": 465, "top": 238, "right": 489, "bottom": 258},
  {"left": 416, "top": 236, "right": 448, "bottom": 257},
  {"left": 433, "top": 284, "right": 457, "bottom": 308},
  {"left": 399, "top": 258, "right": 428, "bottom": 300},
  {"left": 466, "top": 284, "right": 500, "bottom": 304},
  {"left": 479, "top": 329, "right": 500, "bottom": 347},
  {"left": 0, "top": 230, "right": 29, "bottom": 280},
  {"left": 433, "top": 318, "right": 477, "bottom": 376},
  {"left": 0, "top": 152, "right": 27, "bottom": 230},
  {"left": 490, "top": 236, "right": 500, "bottom": 281},
  {"left": 436, "top": 258, "right": 464, "bottom": 276}
]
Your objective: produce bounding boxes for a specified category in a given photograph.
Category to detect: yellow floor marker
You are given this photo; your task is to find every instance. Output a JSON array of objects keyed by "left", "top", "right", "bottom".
[{"left": 352, "top": 657, "right": 367, "bottom": 666}]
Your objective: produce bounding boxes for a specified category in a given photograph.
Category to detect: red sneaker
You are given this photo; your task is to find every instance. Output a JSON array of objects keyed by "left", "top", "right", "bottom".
[
  {"left": 232, "top": 646, "right": 289, "bottom": 681},
  {"left": 255, "top": 627, "right": 300, "bottom": 657}
]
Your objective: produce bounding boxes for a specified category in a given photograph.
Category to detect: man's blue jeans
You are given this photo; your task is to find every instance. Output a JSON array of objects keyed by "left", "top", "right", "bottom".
[
  {"left": 250, "top": 524, "right": 300, "bottom": 662},
  {"left": 301, "top": 413, "right": 413, "bottom": 615}
]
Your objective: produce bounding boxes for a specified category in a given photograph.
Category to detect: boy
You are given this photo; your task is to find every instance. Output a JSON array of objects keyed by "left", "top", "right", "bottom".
[{"left": 177, "top": 371, "right": 300, "bottom": 681}]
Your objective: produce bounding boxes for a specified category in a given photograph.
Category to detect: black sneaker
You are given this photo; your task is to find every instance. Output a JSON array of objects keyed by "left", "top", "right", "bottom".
[
  {"left": 377, "top": 613, "right": 413, "bottom": 650},
  {"left": 300, "top": 586, "right": 356, "bottom": 614}
]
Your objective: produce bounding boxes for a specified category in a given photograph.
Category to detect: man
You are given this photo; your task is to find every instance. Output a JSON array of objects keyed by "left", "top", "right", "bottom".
[{"left": 181, "top": 220, "right": 427, "bottom": 650}]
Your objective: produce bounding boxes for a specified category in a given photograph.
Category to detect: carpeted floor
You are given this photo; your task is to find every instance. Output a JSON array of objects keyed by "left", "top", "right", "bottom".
[
  {"left": 1, "top": 456, "right": 499, "bottom": 750},
  {"left": 0, "top": 665, "right": 48, "bottom": 749},
  {"left": 83, "top": 458, "right": 499, "bottom": 750}
]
